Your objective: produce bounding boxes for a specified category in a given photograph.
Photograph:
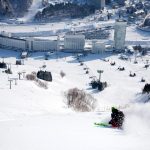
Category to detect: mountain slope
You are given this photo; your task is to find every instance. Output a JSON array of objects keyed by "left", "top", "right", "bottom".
[
  {"left": 0, "top": 0, "right": 102, "bottom": 18},
  {"left": 0, "top": 0, "right": 33, "bottom": 17},
  {"left": 0, "top": 0, "right": 13, "bottom": 17},
  {"left": 10, "top": 0, "right": 33, "bottom": 16}
]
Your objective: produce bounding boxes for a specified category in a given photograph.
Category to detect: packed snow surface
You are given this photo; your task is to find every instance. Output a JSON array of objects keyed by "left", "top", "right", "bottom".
[
  {"left": 0, "top": 11, "right": 150, "bottom": 149},
  {"left": 0, "top": 49, "right": 150, "bottom": 150}
]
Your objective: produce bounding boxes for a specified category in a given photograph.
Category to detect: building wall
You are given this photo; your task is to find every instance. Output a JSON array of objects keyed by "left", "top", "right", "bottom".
[
  {"left": 64, "top": 35, "right": 85, "bottom": 52},
  {"left": 92, "top": 41, "right": 105, "bottom": 53},
  {"left": 32, "top": 40, "right": 58, "bottom": 51},
  {"left": 0, "top": 35, "right": 59, "bottom": 52},
  {"left": 114, "top": 20, "right": 127, "bottom": 50},
  {"left": 89, "top": 0, "right": 105, "bottom": 9},
  {"left": 0, "top": 36, "right": 26, "bottom": 50}
]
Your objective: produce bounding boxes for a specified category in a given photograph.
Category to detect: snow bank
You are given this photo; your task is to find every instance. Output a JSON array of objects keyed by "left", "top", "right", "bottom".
[{"left": 0, "top": 48, "right": 149, "bottom": 150}]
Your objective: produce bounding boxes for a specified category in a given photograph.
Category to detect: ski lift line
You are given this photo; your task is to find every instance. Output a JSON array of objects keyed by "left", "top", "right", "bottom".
[
  {"left": 80, "top": 61, "right": 95, "bottom": 79},
  {"left": 83, "top": 63, "right": 95, "bottom": 78}
]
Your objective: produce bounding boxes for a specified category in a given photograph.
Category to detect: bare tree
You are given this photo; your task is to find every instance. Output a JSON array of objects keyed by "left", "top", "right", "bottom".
[
  {"left": 26, "top": 73, "right": 36, "bottom": 81},
  {"left": 65, "top": 88, "right": 97, "bottom": 112}
]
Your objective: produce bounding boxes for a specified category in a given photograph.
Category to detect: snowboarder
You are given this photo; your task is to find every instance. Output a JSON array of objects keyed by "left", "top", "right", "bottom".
[{"left": 109, "top": 107, "right": 124, "bottom": 128}]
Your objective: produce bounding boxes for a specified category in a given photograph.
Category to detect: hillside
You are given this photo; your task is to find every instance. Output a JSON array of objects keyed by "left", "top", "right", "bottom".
[
  {"left": 0, "top": 0, "right": 102, "bottom": 19},
  {"left": 0, "top": 1, "right": 150, "bottom": 149},
  {"left": 0, "top": 0, "right": 13, "bottom": 17},
  {"left": 0, "top": 49, "right": 150, "bottom": 150},
  {"left": 35, "top": 2, "right": 96, "bottom": 21},
  {"left": 0, "top": 0, "right": 33, "bottom": 17}
]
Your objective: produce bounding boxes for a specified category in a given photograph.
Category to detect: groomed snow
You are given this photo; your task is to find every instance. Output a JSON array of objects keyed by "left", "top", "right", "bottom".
[
  {"left": 0, "top": 9, "right": 150, "bottom": 149},
  {"left": 0, "top": 49, "right": 150, "bottom": 150}
]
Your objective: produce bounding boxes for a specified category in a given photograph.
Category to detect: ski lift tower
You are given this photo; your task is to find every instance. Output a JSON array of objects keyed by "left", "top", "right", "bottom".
[
  {"left": 8, "top": 79, "right": 13, "bottom": 89},
  {"left": 97, "top": 70, "right": 104, "bottom": 82}
]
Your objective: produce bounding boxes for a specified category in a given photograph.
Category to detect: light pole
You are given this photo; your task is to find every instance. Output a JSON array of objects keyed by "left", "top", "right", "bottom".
[
  {"left": 134, "top": 50, "right": 138, "bottom": 64},
  {"left": 2, "top": 57, "right": 5, "bottom": 63},
  {"left": 21, "top": 59, "right": 24, "bottom": 65}
]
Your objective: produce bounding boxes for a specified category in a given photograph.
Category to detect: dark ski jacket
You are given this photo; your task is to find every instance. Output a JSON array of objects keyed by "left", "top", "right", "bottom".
[{"left": 109, "top": 108, "right": 124, "bottom": 128}]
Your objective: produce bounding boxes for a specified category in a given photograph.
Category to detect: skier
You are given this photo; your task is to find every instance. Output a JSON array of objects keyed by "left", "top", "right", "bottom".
[
  {"left": 107, "top": 12, "right": 110, "bottom": 20},
  {"left": 109, "top": 107, "right": 124, "bottom": 128},
  {"left": 118, "top": 11, "right": 121, "bottom": 19}
]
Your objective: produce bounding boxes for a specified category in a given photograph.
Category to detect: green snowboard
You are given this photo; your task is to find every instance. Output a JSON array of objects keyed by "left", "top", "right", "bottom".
[{"left": 94, "top": 122, "right": 112, "bottom": 128}]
